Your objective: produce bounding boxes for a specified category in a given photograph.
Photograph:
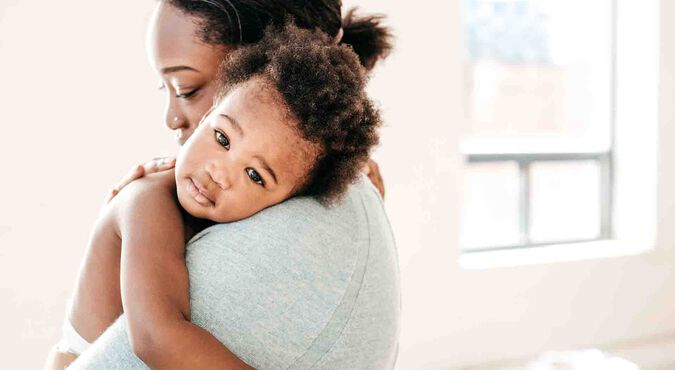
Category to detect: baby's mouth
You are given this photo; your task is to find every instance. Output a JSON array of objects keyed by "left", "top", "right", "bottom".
[{"left": 186, "top": 177, "right": 215, "bottom": 207}]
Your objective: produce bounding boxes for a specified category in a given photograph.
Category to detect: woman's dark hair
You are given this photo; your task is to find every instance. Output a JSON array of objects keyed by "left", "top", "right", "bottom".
[
  {"left": 163, "top": 0, "right": 392, "bottom": 70},
  {"left": 217, "top": 23, "right": 381, "bottom": 203}
]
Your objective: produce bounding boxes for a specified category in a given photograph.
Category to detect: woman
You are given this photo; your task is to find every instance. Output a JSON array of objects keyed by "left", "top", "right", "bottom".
[{"left": 46, "top": 1, "right": 399, "bottom": 368}]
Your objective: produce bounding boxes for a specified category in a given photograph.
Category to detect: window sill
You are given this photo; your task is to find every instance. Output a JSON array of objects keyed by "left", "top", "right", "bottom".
[{"left": 459, "top": 239, "right": 654, "bottom": 270}]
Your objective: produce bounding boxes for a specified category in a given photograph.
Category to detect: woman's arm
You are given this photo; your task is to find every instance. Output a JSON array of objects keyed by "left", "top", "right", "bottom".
[
  {"left": 115, "top": 170, "right": 253, "bottom": 369},
  {"left": 44, "top": 346, "right": 78, "bottom": 370}
]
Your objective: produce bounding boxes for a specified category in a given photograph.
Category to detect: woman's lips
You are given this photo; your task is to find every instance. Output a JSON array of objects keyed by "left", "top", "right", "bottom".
[{"left": 186, "top": 177, "right": 214, "bottom": 207}]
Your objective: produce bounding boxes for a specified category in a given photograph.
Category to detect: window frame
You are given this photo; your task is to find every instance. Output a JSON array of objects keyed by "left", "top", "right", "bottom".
[
  {"left": 460, "top": 0, "right": 659, "bottom": 266},
  {"left": 461, "top": 0, "right": 618, "bottom": 253},
  {"left": 464, "top": 151, "right": 614, "bottom": 252}
]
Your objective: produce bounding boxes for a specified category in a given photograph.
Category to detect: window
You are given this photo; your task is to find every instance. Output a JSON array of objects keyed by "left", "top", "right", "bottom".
[{"left": 461, "top": 0, "right": 617, "bottom": 252}]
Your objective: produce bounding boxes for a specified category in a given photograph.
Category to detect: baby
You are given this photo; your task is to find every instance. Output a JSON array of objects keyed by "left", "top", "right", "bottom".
[{"left": 54, "top": 23, "right": 380, "bottom": 368}]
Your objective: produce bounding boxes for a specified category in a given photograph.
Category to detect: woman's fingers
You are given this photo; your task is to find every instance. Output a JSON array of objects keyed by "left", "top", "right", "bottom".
[
  {"left": 116, "top": 164, "right": 146, "bottom": 192},
  {"left": 105, "top": 157, "right": 176, "bottom": 204},
  {"left": 364, "top": 159, "right": 385, "bottom": 199},
  {"left": 143, "top": 156, "right": 176, "bottom": 175},
  {"left": 104, "top": 164, "right": 143, "bottom": 204}
]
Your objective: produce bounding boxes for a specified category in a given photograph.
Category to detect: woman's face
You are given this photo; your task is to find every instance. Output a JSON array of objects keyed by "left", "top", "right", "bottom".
[
  {"left": 147, "top": 3, "right": 229, "bottom": 145},
  {"left": 175, "top": 78, "right": 317, "bottom": 223}
]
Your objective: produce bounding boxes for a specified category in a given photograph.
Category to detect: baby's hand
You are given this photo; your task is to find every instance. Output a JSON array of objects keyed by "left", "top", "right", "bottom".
[{"left": 105, "top": 157, "right": 176, "bottom": 203}]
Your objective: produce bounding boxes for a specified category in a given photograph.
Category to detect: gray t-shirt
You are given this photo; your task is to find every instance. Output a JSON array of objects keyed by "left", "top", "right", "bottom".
[{"left": 70, "top": 175, "right": 401, "bottom": 369}]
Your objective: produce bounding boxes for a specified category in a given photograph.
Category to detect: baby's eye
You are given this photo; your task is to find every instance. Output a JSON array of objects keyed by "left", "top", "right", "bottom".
[
  {"left": 246, "top": 168, "right": 265, "bottom": 186},
  {"left": 215, "top": 130, "right": 230, "bottom": 149}
]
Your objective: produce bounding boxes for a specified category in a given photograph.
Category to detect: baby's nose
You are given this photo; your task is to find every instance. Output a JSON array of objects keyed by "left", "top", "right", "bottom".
[{"left": 206, "top": 161, "right": 232, "bottom": 190}]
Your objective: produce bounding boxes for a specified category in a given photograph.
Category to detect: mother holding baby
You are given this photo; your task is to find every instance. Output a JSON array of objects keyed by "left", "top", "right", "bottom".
[{"left": 45, "top": 0, "right": 400, "bottom": 369}]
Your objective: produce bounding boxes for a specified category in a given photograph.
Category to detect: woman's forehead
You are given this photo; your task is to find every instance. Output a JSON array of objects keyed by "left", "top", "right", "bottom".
[{"left": 147, "top": 3, "right": 225, "bottom": 73}]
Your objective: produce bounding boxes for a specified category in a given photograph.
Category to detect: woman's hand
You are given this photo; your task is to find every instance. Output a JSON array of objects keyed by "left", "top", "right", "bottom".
[
  {"left": 363, "top": 159, "right": 385, "bottom": 199},
  {"left": 105, "top": 156, "right": 176, "bottom": 203}
]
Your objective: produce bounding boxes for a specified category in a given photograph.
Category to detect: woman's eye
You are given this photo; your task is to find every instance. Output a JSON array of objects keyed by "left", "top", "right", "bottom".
[
  {"left": 215, "top": 130, "right": 230, "bottom": 149},
  {"left": 176, "top": 88, "right": 199, "bottom": 99},
  {"left": 246, "top": 168, "right": 265, "bottom": 186}
]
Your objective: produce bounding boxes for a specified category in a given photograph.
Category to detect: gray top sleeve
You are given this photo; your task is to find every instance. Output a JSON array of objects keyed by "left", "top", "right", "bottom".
[{"left": 70, "top": 176, "right": 401, "bottom": 370}]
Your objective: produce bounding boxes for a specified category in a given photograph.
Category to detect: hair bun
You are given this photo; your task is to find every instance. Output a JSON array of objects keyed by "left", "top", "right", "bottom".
[{"left": 341, "top": 8, "right": 393, "bottom": 71}]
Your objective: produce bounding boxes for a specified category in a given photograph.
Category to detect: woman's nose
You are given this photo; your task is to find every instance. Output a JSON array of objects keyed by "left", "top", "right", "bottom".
[{"left": 165, "top": 103, "right": 188, "bottom": 130}]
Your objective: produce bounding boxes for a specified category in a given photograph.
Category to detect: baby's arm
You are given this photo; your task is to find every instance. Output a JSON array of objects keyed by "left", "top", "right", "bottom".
[
  {"left": 44, "top": 181, "right": 128, "bottom": 369},
  {"left": 66, "top": 200, "right": 124, "bottom": 343},
  {"left": 116, "top": 170, "right": 253, "bottom": 369}
]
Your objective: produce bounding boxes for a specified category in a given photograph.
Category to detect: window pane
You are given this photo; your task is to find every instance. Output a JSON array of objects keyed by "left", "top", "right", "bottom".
[
  {"left": 462, "top": 162, "right": 520, "bottom": 249},
  {"left": 529, "top": 160, "right": 601, "bottom": 243},
  {"left": 463, "top": 0, "right": 613, "bottom": 152}
]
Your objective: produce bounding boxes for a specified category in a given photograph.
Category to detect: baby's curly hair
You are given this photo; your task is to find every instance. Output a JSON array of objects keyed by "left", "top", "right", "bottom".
[{"left": 217, "top": 23, "right": 381, "bottom": 204}]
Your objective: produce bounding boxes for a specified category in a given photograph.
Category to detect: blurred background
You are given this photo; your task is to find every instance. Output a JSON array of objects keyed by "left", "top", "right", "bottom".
[{"left": 1, "top": 0, "right": 675, "bottom": 368}]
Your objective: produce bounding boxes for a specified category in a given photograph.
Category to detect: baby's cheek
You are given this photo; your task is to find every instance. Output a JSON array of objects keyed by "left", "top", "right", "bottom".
[
  {"left": 176, "top": 152, "right": 200, "bottom": 177},
  {"left": 174, "top": 150, "right": 191, "bottom": 175},
  {"left": 215, "top": 198, "right": 256, "bottom": 223},
  {"left": 211, "top": 209, "right": 238, "bottom": 223},
  {"left": 175, "top": 185, "right": 195, "bottom": 215}
]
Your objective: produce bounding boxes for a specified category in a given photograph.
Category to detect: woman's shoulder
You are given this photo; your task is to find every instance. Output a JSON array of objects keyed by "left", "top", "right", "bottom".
[
  {"left": 189, "top": 174, "right": 385, "bottom": 251},
  {"left": 184, "top": 175, "right": 388, "bottom": 282},
  {"left": 183, "top": 175, "right": 400, "bottom": 369}
]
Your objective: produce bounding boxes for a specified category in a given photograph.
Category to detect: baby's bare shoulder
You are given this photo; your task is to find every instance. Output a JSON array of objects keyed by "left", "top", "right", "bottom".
[
  {"left": 108, "top": 170, "right": 178, "bottom": 223},
  {"left": 117, "top": 170, "right": 175, "bottom": 199}
]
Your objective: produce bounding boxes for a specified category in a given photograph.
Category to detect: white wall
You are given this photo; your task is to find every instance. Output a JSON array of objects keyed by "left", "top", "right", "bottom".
[
  {"left": 2, "top": 0, "right": 675, "bottom": 369},
  {"left": 344, "top": 0, "right": 675, "bottom": 368},
  {"left": 0, "top": 1, "right": 169, "bottom": 368}
]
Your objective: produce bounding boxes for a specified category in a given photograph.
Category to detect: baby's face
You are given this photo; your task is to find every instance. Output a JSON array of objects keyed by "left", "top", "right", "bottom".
[{"left": 175, "top": 78, "right": 315, "bottom": 222}]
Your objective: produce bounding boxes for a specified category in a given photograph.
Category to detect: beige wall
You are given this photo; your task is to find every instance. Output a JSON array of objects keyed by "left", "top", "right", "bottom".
[
  {"left": 2, "top": 0, "right": 675, "bottom": 369},
  {"left": 0, "top": 1, "right": 168, "bottom": 368},
  {"left": 350, "top": 0, "right": 675, "bottom": 368}
]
